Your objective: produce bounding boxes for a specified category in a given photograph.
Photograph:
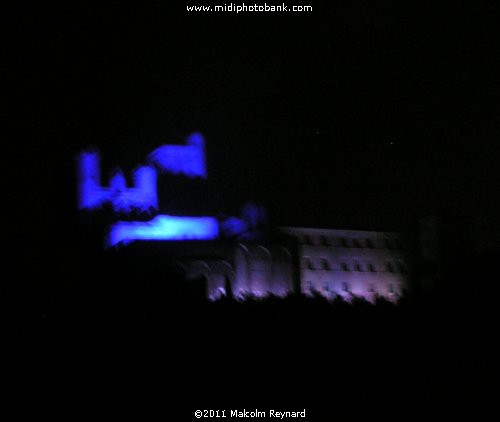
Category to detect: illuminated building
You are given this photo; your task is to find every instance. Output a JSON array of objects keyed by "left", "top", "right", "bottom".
[
  {"left": 77, "top": 133, "right": 413, "bottom": 302},
  {"left": 77, "top": 150, "right": 158, "bottom": 213},
  {"left": 279, "top": 227, "right": 410, "bottom": 301}
]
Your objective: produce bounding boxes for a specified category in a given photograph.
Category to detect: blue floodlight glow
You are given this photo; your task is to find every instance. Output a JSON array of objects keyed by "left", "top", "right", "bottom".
[
  {"left": 147, "top": 132, "right": 207, "bottom": 178},
  {"left": 220, "top": 203, "right": 268, "bottom": 240},
  {"left": 221, "top": 216, "right": 248, "bottom": 237},
  {"left": 77, "top": 150, "right": 158, "bottom": 213},
  {"left": 107, "top": 215, "right": 220, "bottom": 247},
  {"left": 77, "top": 132, "right": 207, "bottom": 214}
]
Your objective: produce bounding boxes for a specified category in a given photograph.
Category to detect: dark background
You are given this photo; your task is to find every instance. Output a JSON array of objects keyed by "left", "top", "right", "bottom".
[
  {"left": 9, "top": 1, "right": 500, "bottom": 239},
  {"left": 4, "top": 1, "right": 500, "bottom": 420}
]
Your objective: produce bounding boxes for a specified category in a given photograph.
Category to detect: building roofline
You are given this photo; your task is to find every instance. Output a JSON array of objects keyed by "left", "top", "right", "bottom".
[{"left": 278, "top": 226, "right": 405, "bottom": 236}]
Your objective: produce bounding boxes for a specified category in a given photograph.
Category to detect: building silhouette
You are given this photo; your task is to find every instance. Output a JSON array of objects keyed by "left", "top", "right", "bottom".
[{"left": 77, "top": 133, "right": 414, "bottom": 302}]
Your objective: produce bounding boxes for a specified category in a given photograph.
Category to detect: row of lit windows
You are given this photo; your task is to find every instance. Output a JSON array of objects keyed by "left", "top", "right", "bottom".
[
  {"left": 302, "top": 257, "right": 407, "bottom": 273},
  {"left": 306, "top": 281, "right": 397, "bottom": 295},
  {"left": 300, "top": 235, "right": 405, "bottom": 250}
]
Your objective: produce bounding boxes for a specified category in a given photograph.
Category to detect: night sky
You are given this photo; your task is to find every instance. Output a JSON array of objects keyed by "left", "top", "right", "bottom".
[
  {"left": 5, "top": 4, "right": 500, "bottom": 417},
  {"left": 9, "top": 2, "right": 500, "bottom": 251}
]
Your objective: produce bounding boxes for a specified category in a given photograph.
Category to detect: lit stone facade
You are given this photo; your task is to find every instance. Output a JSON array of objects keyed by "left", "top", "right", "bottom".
[
  {"left": 78, "top": 134, "right": 413, "bottom": 302},
  {"left": 179, "top": 243, "right": 295, "bottom": 301},
  {"left": 174, "top": 227, "right": 412, "bottom": 301},
  {"left": 279, "top": 227, "right": 412, "bottom": 301}
]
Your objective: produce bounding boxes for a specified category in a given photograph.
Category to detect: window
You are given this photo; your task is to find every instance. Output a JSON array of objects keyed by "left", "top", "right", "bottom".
[
  {"left": 307, "top": 259, "right": 315, "bottom": 270},
  {"left": 320, "top": 235, "right": 329, "bottom": 246},
  {"left": 321, "top": 258, "right": 331, "bottom": 271},
  {"left": 367, "top": 263, "right": 375, "bottom": 272},
  {"left": 302, "top": 257, "right": 314, "bottom": 270},
  {"left": 365, "top": 238, "right": 374, "bottom": 249},
  {"left": 354, "top": 261, "right": 362, "bottom": 272},
  {"left": 385, "top": 239, "right": 394, "bottom": 249},
  {"left": 341, "top": 262, "right": 350, "bottom": 271},
  {"left": 353, "top": 239, "right": 362, "bottom": 248},
  {"left": 340, "top": 238, "right": 349, "bottom": 248}
]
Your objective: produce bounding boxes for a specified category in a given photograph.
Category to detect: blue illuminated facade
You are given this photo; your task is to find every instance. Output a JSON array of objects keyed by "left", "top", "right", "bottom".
[
  {"left": 77, "top": 151, "right": 158, "bottom": 213},
  {"left": 107, "top": 215, "right": 219, "bottom": 247},
  {"left": 77, "top": 132, "right": 413, "bottom": 301},
  {"left": 147, "top": 132, "right": 207, "bottom": 178},
  {"left": 77, "top": 132, "right": 208, "bottom": 213}
]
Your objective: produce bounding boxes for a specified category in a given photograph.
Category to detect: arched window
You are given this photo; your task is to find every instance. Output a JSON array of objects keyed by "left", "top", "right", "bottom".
[
  {"left": 341, "top": 262, "right": 350, "bottom": 271},
  {"left": 307, "top": 281, "right": 314, "bottom": 292},
  {"left": 321, "top": 258, "right": 331, "bottom": 271},
  {"left": 367, "top": 263, "right": 375, "bottom": 272},
  {"left": 354, "top": 261, "right": 362, "bottom": 272}
]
